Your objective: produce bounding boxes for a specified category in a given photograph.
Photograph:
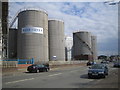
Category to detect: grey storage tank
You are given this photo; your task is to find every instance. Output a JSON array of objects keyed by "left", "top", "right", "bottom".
[
  {"left": 17, "top": 9, "right": 48, "bottom": 63},
  {"left": 91, "top": 35, "right": 97, "bottom": 60},
  {"left": 8, "top": 28, "right": 17, "bottom": 59},
  {"left": 48, "top": 19, "right": 65, "bottom": 61},
  {"left": 73, "top": 31, "right": 92, "bottom": 60}
]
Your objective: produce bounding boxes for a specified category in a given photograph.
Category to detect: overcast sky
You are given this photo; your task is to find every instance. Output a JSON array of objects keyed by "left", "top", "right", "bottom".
[{"left": 9, "top": 1, "right": 118, "bottom": 56}]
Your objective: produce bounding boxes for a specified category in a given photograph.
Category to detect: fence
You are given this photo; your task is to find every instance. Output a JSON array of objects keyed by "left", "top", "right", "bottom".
[
  {"left": 1, "top": 58, "right": 34, "bottom": 68},
  {"left": 2, "top": 61, "right": 18, "bottom": 68},
  {"left": 49, "top": 60, "right": 88, "bottom": 66},
  {"left": 17, "top": 58, "right": 34, "bottom": 64},
  {"left": 1, "top": 58, "right": 34, "bottom": 64}
]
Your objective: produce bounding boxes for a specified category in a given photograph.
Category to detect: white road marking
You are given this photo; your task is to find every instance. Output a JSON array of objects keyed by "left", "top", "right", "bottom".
[
  {"left": 26, "top": 72, "right": 44, "bottom": 75},
  {"left": 48, "top": 73, "right": 62, "bottom": 77},
  {"left": 70, "top": 68, "right": 87, "bottom": 73},
  {"left": 70, "top": 70, "right": 80, "bottom": 73},
  {"left": 5, "top": 78, "right": 35, "bottom": 84}
]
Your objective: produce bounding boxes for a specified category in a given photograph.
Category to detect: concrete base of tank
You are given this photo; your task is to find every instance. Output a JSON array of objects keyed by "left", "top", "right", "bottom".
[
  {"left": 49, "top": 60, "right": 87, "bottom": 65},
  {"left": 73, "top": 55, "right": 93, "bottom": 61},
  {"left": 34, "top": 61, "right": 49, "bottom": 64}
]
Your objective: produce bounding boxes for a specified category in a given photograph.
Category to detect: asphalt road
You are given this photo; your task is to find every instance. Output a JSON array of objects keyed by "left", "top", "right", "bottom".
[{"left": 2, "top": 63, "right": 119, "bottom": 88}]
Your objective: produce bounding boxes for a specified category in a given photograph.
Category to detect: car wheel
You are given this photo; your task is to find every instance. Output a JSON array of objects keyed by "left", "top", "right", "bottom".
[
  {"left": 106, "top": 72, "right": 108, "bottom": 75},
  {"left": 102, "top": 75, "right": 106, "bottom": 78},
  {"left": 36, "top": 69, "right": 39, "bottom": 73},
  {"left": 88, "top": 75, "right": 91, "bottom": 79},
  {"left": 46, "top": 68, "right": 48, "bottom": 72},
  {"left": 29, "top": 71, "right": 32, "bottom": 73}
]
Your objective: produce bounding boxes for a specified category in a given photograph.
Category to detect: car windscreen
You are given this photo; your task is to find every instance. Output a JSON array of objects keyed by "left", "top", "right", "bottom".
[
  {"left": 38, "top": 65, "right": 44, "bottom": 67},
  {"left": 91, "top": 65, "right": 103, "bottom": 69},
  {"left": 31, "top": 65, "right": 37, "bottom": 67}
]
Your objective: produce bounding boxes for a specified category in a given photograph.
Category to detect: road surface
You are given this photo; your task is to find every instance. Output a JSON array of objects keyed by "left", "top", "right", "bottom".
[{"left": 2, "top": 63, "right": 119, "bottom": 88}]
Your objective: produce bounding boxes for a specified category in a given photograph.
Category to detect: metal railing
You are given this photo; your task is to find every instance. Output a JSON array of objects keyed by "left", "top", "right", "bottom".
[{"left": 1, "top": 58, "right": 34, "bottom": 64}]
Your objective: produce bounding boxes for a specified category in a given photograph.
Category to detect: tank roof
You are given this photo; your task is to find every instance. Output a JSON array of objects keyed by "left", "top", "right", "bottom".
[
  {"left": 48, "top": 19, "right": 64, "bottom": 23},
  {"left": 18, "top": 7, "right": 48, "bottom": 15},
  {"left": 91, "top": 35, "right": 96, "bottom": 37},
  {"left": 73, "top": 30, "right": 91, "bottom": 34}
]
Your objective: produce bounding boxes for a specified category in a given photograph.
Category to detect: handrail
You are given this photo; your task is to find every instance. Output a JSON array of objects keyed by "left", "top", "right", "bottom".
[{"left": 9, "top": 7, "right": 48, "bottom": 28}]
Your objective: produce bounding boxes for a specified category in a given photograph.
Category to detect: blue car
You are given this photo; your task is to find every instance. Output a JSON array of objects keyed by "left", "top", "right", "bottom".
[
  {"left": 88, "top": 64, "right": 108, "bottom": 78},
  {"left": 113, "top": 62, "right": 120, "bottom": 68},
  {"left": 87, "top": 61, "right": 96, "bottom": 66}
]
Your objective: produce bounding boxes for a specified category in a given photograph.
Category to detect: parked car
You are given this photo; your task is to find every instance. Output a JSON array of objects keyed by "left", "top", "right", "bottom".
[
  {"left": 113, "top": 62, "right": 120, "bottom": 68},
  {"left": 87, "top": 61, "right": 96, "bottom": 66},
  {"left": 101, "top": 60, "right": 109, "bottom": 64},
  {"left": 88, "top": 64, "right": 108, "bottom": 78},
  {"left": 87, "top": 62, "right": 92, "bottom": 66},
  {"left": 27, "top": 64, "right": 50, "bottom": 73}
]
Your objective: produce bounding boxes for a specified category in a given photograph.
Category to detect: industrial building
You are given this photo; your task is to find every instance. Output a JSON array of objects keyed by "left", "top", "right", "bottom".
[
  {"left": 91, "top": 35, "right": 97, "bottom": 60},
  {"left": 3, "top": 5, "right": 97, "bottom": 65},
  {"left": 65, "top": 36, "right": 73, "bottom": 61},
  {"left": 8, "top": 8, "right": 66, "bottom": 63},
  {"left": 73, "top": 31, "right": 93, "bottom": 60},
  {"left": 48, "top": 19, "right": 65, "bottom": 61},
  {"left": 8, "top": 7, "right": 98, "bottom": 63}
]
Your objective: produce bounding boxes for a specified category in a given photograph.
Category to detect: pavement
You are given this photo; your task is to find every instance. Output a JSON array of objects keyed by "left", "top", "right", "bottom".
[{"left": 2, "top": 63, "right": 86, "bottom": 77}]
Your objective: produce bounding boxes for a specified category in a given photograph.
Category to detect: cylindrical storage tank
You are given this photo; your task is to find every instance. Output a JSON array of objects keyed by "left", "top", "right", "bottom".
[
  {"left": 91, "top": 35, "right": 97, "bottom": 60},
  {"left": 73, "top": 31, "right": 92, "bottom": 60},
  {"left": 8, "top": 28, "right": 17, "bottom": 59},
  {"left": 17, "top": 9, "right": 48, "bottom": 63},
  {"left": 48, "top": 19, "right": 65, "bottom": 61}
]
